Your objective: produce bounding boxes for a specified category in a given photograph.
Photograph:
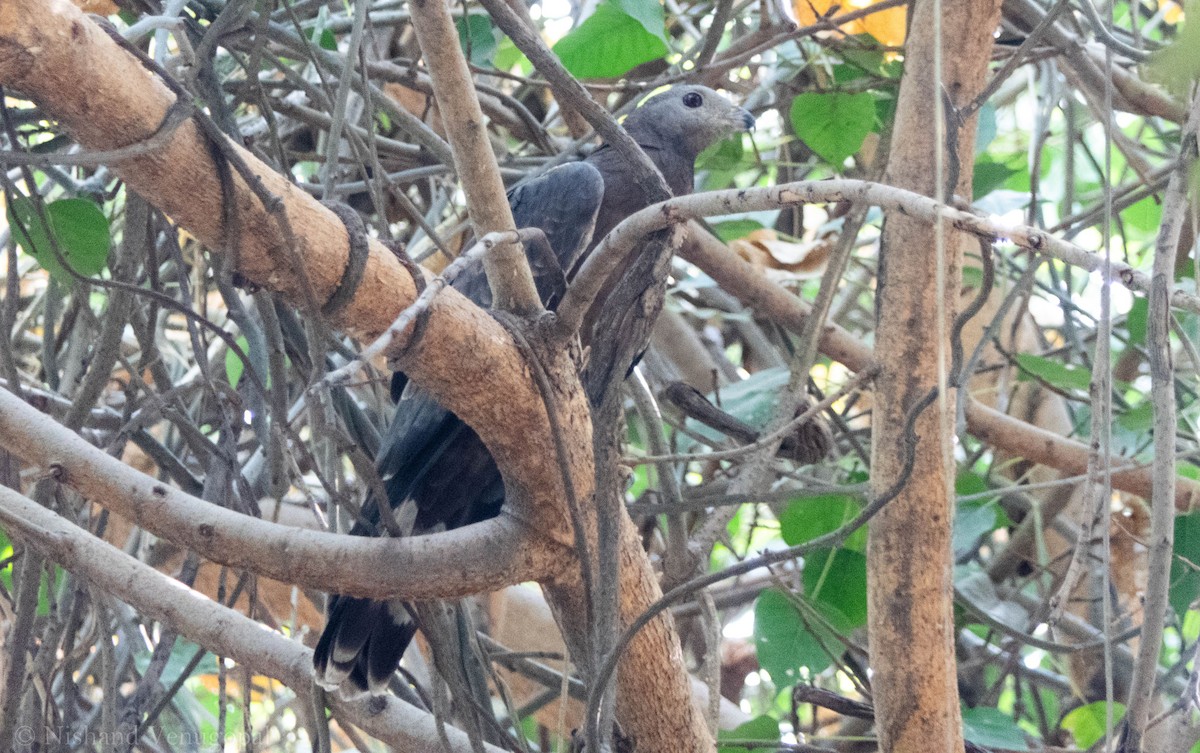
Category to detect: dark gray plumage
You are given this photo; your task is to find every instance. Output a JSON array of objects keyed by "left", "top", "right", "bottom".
[{"left": 314, "top": 85, "right": 753, "bottom": 694}]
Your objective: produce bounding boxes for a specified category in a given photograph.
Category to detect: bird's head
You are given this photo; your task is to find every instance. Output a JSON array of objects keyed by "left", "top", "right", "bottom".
[{"left": 623, "top": 84, "right": 755, "bottom": 160}]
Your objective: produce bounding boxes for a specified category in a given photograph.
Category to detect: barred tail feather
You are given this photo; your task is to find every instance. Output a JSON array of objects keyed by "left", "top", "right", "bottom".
[{"left": 313, "top": 595, "right": 417, "bottom": 694}]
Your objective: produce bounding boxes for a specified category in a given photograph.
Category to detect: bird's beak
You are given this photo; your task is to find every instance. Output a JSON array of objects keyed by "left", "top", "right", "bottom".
[{"left": 738, "top": 108, "right": 756, "bottom": 132}]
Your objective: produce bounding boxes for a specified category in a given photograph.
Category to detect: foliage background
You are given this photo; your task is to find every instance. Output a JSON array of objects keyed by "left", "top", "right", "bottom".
[{"left": 0, "top": 0, "right": 1198, "bottom": 751}]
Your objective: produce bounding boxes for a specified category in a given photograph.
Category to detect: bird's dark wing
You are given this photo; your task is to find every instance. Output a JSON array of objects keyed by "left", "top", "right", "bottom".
[
  {"left": 510, "top": 161, "right": 604, "bottom": 307},
  {"left": 314, "top": 162, "right": 605, "bottom": 695},
  {"left": 449, "top": 161, "right": 604, "bottom": 309}
]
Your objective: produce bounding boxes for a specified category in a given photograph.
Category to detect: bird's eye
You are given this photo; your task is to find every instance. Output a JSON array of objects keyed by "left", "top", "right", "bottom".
[{"left": 682, "top": 92, "right": 703, "bottom": 108}]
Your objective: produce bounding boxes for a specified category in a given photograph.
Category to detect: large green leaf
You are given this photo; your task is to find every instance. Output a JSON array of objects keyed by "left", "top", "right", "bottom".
[
  {"left": 962, "top": 706, "right": 1030, "bottom": 750},
  {"left": 614, "top": 0, "right": 668, "bottom": 42},
  {"left": 709, "top": 218, "right": 765, "bottom": 243},
  {"left": 225, "top": 335, "right": 251, "bottom": 387},
  {"left": 1123, "top": 194, "right": 1164, "bottom": 233},
  {"left": 1125, "top": 295, "right": 1149, "bottom": 346},
  {"left": 8, "top": 197, "right": 111, "bottom": 281},
  {"left": 1147, "top": 7, "right": 1200, "bottom": 94},
  {"left": 697, "top": 135, "right": 752, "bottom": 191},
  {"left": 803, "top": 548, "right": 868, "bottom": 629},
  {"left": 753, "top": 549, "right": 867, "bottom": 687},
  {"left": 954, "top": 499, "right": 1001, "bottom": 556},
  {"left": 755, "top": 588, "right": 829, "bottom": 682},
  {"left": 789, "top": 91, "right": 876, "bottom": 166},
  {"left": 973, "top": 156, "right": 1020, "bottom": 199},
  {"left": 780, "top": 493, "right": 865, "bottom": 552},
  {"left": 552, "top": 1, "right": 668, "bottom": 79}
]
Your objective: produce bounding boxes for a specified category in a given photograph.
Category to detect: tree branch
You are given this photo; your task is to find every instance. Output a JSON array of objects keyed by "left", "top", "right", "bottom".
[
  {"left": 475, "top": 0, "right": 672, "bottom": 204},
  {"left": 0, "top": 483, "right": 508, "bottom": 753},
  {"left": 1122, "top": 92, "right": 1199, "bottom": 753},
  {"left": 0, "top": 0, "right": 591, "bottom": 556},
  {"left": 555, "top": 179, "right": 1200, "bottom": 339},
  {"left": 0, "top": 386, "right": 564, "bottom": 599}
]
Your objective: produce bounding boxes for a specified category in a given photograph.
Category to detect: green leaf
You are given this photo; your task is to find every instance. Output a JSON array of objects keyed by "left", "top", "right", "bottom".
[
  {"left": 1170, "top": 512, "right": 1200, "bottom": 619},
  {"left": 717, "top": 715, "right": 780, "bottom": 753},
  {"left": 614, "top": 0, "right": 668, "bottom": 43},
  {"left": 225, "top": 335, "right": 250, "bottom": 387},
  {"left": 697, "top": 135, "right": 752, "bottom": 190},
  {"left": 1117, "top": 401, "right": 1154, "bottom": 434},
  {"left": 803, "top": 548, "right": 868, "bottom": 629},
  {"left": 1014, "top": 353, "right": 1092, "bottom": 393},
  {"left": 789, "top": 91, "right": 876, "bottom": 167},
  {"left": 975, "top": 103, "right": 997, "bottom": 155},
  {"left": 9, "top": 197, "right": 111, "bottom": 281},
  {"left": 836, "top": 42, "right": 887, "bottom": 79},
  {"left": 1061, "top": 701, "right": 1125, "bottom": 748},
  {"left": 780, "top": 493, "right": 865, "bottom": 552},
  {"left": 456, "top": 14, "right": 498, "bottom": 67},
  {"left": 134, "top": 638, "right": 218, "bottom": 685},
  {"left": 754, "top": 589, "right": 828, "bottom": 682},
  {"left": 552, "top": 2, "right": 668, "bottom": 79},
  {"left": 710, "top": 218, "right": 764, "bottom": 243},
  {"left": 962, "top": 706, "right": 1030, "bottom": 750},
  {"left": 973, "top": 157, "right": 1019, "bottom": 199}
]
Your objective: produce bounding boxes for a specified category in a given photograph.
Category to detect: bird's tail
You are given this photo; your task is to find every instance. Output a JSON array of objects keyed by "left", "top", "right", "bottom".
[{"left": 313, "top": 595, "right": 417, "bottom": 694}]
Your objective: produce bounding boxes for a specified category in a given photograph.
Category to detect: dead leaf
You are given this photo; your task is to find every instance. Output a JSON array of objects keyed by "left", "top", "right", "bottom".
[{"left": 730, "top": 229, "right": 832, "bottom": 280}]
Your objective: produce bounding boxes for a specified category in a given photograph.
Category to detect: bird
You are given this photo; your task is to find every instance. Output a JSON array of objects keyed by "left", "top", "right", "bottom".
[{"left": 313, "top": 84, "right": 755, "bottom": 694}]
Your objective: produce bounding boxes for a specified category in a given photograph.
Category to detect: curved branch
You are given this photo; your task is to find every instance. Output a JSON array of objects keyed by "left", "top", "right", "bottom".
[
  {"left": 0, "top": 387, "right": 566, "bottom": 599},
  {"left": 0, "top": 483, "right": 507, "bottom": 753},
  {"left": 555, "top": 179, "right": 1200, "bottom": 339}
]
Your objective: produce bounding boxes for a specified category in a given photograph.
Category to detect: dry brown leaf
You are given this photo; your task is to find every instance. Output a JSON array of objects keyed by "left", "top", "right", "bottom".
[{"left": 729, "top": 228, "right": 832, "bottom": 280}]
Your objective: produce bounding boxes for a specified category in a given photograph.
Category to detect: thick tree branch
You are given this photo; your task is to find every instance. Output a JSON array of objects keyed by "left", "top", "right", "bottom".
[
  {"left": 866, "top": 3, "right": 1001, "bottom": 748},
  {"left": 0, "top": 0, "right": 591, "bottom": 551},
  {"left": 405, "top": 0, "right": 541, "bottom": 313},
  {"left": 0, "top": 9, "right": 709, "bottom": 751},
  {"left": 0, "top": 387, "right": 563, "bottom": 599},
  {"left": 0, "top": 484, "right": 507, "bottom": 753}
]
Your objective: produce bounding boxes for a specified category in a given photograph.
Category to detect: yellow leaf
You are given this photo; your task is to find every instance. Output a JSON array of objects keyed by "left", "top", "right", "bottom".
[{"left": 792, "top": 0, "right": 907, "bottom": 47}]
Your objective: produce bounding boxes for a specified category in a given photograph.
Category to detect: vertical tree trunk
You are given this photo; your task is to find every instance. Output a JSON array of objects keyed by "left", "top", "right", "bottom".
[{"left": 868, "top": 1, "right": 1002, "bottom": 751}]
